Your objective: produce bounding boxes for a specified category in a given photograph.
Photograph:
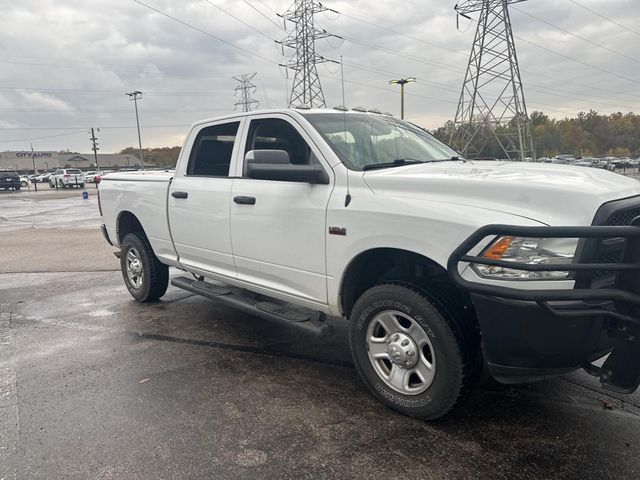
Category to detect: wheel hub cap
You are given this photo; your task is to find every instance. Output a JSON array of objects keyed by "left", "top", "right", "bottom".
[
  {"left": 386, "top": 332, "right": 418, "bottom": 369},
  {"left": 366, "top": 309, "right": 437, "bottom": 395},
  {"left": 126, "top": 248, "right": 144, "bottom": 289}
]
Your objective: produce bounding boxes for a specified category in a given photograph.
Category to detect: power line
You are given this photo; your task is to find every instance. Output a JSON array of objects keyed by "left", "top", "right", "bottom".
[
  {"left": 568, "top": 0, "right": 640, "bottom": 37},
  {"left": 324, "top": 2, "right": 640, "bottom": 97},
  {"left": 0, "top": 86, "right": 230, "bottom": 96},
  {"left": 516, "top": 35, "right": 640, "bottom": 87},
  {"left": 324, "top": 29, "right": 463, "bottom": 74},
  {"left": 131, "top": 0, "right": 278, "bottom": 65},
  {"left": 334, "top": 60, "right": 623, "bottom": 115},
  {"left": 457, "top": 13, "right": 640, "bottom": 88},
  {"left": 0, "top": 130, "right": 88, "bottom": 143},
  {"left": 254, "top": 0, "right": 279, "bottom": 15},
  {"left": 0, "top": 124, "right": 192, "bottom": 131},
  {"left": 205, "top": 0, "right": 275, "bottom": 42},
  {"left": 511, "top": 5, "right": 640, "bottom": 65},
  {"left": 328, "top": 7, "right": 466, "bottom": 57},
  {"left": 239, "top": 0, "right": 282, "bottom": 29}
]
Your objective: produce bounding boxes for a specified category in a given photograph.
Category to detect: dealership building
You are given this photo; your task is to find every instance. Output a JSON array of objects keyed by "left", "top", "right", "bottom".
[{"left": 0, "top": 150, "right": 142, "bottom": 172}]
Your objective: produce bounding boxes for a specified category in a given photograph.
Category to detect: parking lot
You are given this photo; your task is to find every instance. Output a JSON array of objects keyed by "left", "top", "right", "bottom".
[{"left": 1, "top": 188, "right": 640, "bottom": 479}]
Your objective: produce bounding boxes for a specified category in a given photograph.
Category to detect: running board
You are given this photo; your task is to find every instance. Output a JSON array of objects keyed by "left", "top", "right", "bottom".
[{"left": 171, "top": 276, "right": 330, "bottom": 335}]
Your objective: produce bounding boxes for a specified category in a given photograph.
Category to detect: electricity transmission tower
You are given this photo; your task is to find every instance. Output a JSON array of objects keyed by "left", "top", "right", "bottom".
[
  {"left": 277, "top": 0, "right": 339, "bottom": 108},
  {"left": 451, "top": 0, "right": 534, "bottom": 161},
  {"left": 233, "top": 73, "right": 260, "bottom": 112}
]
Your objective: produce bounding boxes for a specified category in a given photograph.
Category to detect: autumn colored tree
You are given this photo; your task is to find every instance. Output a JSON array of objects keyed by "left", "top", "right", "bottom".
[{"left": 432, "top": 110, "right": 640, "bottom": 159}]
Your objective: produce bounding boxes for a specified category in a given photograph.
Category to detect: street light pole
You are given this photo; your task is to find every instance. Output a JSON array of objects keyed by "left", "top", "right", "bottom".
[
  {"left": 389, "top": 78, "right": 416, "bottom": 119},
  {"left": 126, "top": 91, "right": 145, "bottom": 170}
]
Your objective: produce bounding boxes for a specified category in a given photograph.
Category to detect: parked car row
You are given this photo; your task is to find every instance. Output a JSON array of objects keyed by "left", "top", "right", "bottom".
[
  {"left": 537, "top": 155, "right": 639, "bottom": 171},
  {"left": 3, "top": 167, "right": 162, "bottom": 192},
  {"left": 26, "top": 169, "right": 120, "bottom": 186}
]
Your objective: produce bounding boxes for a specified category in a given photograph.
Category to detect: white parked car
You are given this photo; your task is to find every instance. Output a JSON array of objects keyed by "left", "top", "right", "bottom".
[
  {"left": 19, "top": 175, "right": 29, "bottom": 187},
  {"left": 49, "top": 168, "right": 85, "bottom": 188},
  {"left": 98, "top": 108, "right": 640, "bottom": 420},
  {"left": 85, "top": 171, "right": 104, "bottom": 183}
]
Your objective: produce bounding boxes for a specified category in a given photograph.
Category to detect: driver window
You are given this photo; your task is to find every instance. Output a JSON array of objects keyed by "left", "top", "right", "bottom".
[{"left": 244, "top": 118, "right": 319, "bottom": 174}]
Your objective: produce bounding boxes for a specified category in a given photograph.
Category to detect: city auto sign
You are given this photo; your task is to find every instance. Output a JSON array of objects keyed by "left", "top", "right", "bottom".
[{"left": 16, "top": 152, "right": 52, "bottom": 157}]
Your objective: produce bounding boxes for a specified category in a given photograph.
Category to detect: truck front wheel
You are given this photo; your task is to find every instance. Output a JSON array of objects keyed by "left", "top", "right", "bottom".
[
  {"left": 349, "top": 284, "right": 480, "bottom": 420},
  {"left": 120, "top": 233, "right": 169, "bottom": 302}
]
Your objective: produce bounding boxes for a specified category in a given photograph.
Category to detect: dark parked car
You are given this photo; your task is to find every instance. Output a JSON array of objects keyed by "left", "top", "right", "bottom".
[{"left": 0, "top": 171, "right": 21, "bottom": 191}]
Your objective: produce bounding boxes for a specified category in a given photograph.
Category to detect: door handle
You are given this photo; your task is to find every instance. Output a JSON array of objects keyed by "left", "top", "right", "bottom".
[
  {"left": 234, "top": 196, "right": 256, "bottom": 205},
  {"left": 172, "top": 191, "right": 188, "bottom": 199}
]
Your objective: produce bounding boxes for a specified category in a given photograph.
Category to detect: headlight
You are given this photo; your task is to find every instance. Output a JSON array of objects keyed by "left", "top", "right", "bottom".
[{"left": 472, "top": 236, "right": 579, "bottom": 280}]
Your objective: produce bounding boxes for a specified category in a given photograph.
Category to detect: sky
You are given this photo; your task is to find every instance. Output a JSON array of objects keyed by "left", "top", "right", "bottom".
[{"left": 0, "top": 0, "right": 638, "bottom": 153}]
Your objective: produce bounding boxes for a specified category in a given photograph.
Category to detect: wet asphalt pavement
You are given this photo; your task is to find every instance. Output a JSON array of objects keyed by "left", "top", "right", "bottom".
[{"left": 1, "top": 189, "right": 640, "bottom": 479}]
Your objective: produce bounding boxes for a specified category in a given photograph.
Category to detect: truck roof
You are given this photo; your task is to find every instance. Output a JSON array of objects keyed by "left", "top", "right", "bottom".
[{"left": 191, "top": 107, "right": 393, "bottom": 129}]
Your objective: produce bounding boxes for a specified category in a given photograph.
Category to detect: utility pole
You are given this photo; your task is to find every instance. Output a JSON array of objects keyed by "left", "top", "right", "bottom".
[
  {"left": 389, "top": 78, "right": 416, "bottom": 119},
  {"left": 30, "top": 144, "right": 37, "bottom": 192},
  {"left": 90, "top": 128, "right": 100, "bottom": 170},
  {"left": 233, "top": 73, "right": 260, "bottom": 112},
  {"left": 277, "top": 0, "right": 341, "bottom": 108},
  {"left": 451, "top": 0, "right": 534, "bottom": 161},
  {"left": 126, "top": 91, "right": 145, "bottom": 169}
]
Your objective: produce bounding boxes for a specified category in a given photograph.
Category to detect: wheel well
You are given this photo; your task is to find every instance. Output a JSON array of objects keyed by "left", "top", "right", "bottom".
[
  {"left": 340, "top": 248, "right": 472, "bottom": 319},
  {"left": 117, "top": 211, "right": 147, "bottom": 245}
]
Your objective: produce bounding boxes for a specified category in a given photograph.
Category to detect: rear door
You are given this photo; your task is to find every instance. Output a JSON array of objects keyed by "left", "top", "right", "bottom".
[
  {"left": 168, "top": 119, "right": 244, "bottom": 278},
  {"left": 229, "top": 114, "right": 333, "bottom": 304}
]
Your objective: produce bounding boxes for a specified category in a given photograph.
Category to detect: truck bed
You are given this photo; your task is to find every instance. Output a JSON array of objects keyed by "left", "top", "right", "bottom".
[{"left": 99, "top": 170, "right": 179, "bottom": 266}]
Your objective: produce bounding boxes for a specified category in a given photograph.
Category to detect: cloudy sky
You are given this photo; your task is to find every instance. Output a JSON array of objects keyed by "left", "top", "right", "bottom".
[{"left": 0, "top": 0, "right": 638, "bottom": 153}]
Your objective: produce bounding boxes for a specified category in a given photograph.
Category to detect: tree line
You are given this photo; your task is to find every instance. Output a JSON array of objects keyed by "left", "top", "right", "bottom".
[
  {"left": 119, "top": 146, "right": 181, "bottom": 167},
  {"left": 122, "top": 110, "right": 640, "bottom": 167},
  {"left": 431, "top": 110, "right": 640, "bottom": 159}
]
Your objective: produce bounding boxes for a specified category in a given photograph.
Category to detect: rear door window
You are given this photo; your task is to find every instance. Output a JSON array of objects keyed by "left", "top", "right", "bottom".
[{"left": 187, "top": 122, "right": 240, "bottom": 177}]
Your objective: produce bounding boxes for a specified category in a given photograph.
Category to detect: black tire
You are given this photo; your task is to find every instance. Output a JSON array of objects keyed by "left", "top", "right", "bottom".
[
  {"left": 14, "top": 186, "right": 20, "bottom": 191},
  {"left": 120, "top": 232, "right": 169, "bottom": 302},
  {"left": 79, "top": 183, "right": 85, "bottom": 189},
  {"left": 349, "top": 284, "right": 481, "bottom": 420}
]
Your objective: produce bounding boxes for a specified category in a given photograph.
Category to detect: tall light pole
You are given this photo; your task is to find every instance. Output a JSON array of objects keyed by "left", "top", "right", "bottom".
[
  {"left": 126, "top": 91, "right": 145, "bottom": 169},
  {"left": 389, "top": 77, "right": 415, "bottom": 119}
]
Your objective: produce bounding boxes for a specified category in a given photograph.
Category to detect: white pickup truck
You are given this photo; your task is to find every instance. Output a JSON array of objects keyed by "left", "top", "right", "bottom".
[{"left": 99, "top": 108, "right": 640, "bottom": 420}]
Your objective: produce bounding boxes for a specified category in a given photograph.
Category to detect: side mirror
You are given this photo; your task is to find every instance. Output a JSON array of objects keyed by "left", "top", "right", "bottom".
[{"left": 245, "top": 150, "right": 330, "bottom": 184}]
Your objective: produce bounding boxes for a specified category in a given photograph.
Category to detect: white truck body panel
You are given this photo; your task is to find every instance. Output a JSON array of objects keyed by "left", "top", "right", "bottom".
[{"left": 99, "top": 109, "right": 640, "bottom": 317}]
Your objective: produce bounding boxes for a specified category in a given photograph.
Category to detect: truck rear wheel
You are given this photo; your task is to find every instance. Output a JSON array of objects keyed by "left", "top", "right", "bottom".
[
  {"left": 120, "top": 232, "right": 169, "bottom": 302},
  {"left": 349, "top": 284, "right": 480, "bottom": 420}
]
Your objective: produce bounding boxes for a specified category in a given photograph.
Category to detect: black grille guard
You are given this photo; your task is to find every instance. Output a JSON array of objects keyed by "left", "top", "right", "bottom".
[
  {"left": 447, "top": 224, "right": 640, "bottom": 324},
  {"left": 447, "top": 224, "right": 640, "bottom": 393}
]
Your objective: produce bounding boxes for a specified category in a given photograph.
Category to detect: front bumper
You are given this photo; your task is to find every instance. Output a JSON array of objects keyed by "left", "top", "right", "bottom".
[{"left": 448, "top": 222, "right": 640, "bottom": 393}]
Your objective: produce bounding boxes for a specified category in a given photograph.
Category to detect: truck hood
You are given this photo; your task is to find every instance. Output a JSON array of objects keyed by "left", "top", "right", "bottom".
[{"left": 362, "top": 161, "right": 640, "bottom": 225}]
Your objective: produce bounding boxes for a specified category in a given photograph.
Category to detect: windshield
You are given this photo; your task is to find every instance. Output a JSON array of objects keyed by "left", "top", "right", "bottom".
[{"left": 303, "top": 113, "right": 460, "bottom": 171}]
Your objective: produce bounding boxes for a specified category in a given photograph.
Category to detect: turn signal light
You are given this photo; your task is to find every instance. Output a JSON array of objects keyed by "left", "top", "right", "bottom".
[{"left": 482, "top": 236, "right": 515, "bottom": 260}]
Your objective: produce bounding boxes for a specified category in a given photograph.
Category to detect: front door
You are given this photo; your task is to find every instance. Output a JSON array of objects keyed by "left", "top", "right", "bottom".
[
  {"left": 169, "top": 120, "right": 242, "bottom": 278},
  {"left": 230, "top": 115, "right": 333, "bottom": 304}
]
